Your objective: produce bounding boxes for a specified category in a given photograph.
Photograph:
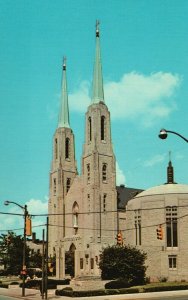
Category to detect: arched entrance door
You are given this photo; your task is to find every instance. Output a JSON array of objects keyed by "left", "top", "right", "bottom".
[{"left": 65, "top": 243, "right": 76, "bottom": 277}]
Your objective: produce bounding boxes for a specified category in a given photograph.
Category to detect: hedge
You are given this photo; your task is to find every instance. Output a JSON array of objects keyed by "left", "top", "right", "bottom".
[
  {"left": 144, "top": 284, "right": 188, "bottom": 293},
  {"left": 105, "top": 280, "right": 131, "bottom": 289},
  {"left": 55, "top": 283, "right": 188, "bottom": 298},
  {"left": 56, "top": 287, "right": 139, "bottom": 297},
  {"left": 20, "top": 278, "right": 70, "bottom": 289}
]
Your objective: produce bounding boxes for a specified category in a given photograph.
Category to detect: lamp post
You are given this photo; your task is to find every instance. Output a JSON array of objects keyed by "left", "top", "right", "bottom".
[
  {"left": 159, "top": 128, "right": 188, "bottom": 143},
  {"left": 4, "top": 200, "right": 28, "bottom": 297}
]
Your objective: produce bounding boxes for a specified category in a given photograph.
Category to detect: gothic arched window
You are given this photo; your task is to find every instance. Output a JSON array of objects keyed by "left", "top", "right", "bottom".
[
  {"left": 102, "top": 163, "right": 107, "bottom": 182},
  {"left": 53, "top": 178, "right": 56, "bottom": 195},
  {"left": 66, "top": 178, "right": 71, "bottom": 193},
  {"left": 103, "top": 194, "right": 107, "bottom": 212},
  {"left": 87, "top": 164, "right": 90, "bottom": 184},
  {"left": 65, "top": 138, "right": 70, "bottom": 159},
  {"left": 88, "top": 117, "right": 92, "bottom": 142},
  {"left": 72, "top": 202, "right": 79, "bottom": 234},
  {"left": 101, "top": 116, "right": 105, "bottom": 141},
  {"left": 55, "top": 138, "right": 58, "bottom": 159}
]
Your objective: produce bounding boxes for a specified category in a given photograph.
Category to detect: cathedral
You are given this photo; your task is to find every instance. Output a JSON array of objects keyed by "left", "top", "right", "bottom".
[
  {"left": 48, "top": 23, "right": 120, "bottom": 278},
  {"left": 48, "top": 22, "right": 188, "bottom": 282}
]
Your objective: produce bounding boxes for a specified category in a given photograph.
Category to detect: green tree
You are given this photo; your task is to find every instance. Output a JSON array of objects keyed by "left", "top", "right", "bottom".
[
  {"left": 29, "top": 251, "right": 42, "bottom": 268},
  {"left": 0, "top": 232, "right": 30, "bottom": 275},
  {"left": 99, "top": 245, "right": 147, "bottom": 285}
]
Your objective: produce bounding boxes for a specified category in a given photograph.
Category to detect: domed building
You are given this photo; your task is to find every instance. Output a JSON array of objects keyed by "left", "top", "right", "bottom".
[{"left": 125, "top": 160, "right": 188, "bottom": 282}]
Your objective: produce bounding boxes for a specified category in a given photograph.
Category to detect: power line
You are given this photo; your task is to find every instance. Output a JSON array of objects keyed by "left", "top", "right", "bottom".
[
  {"left": 1, "top": 204, "right": 188, "bottom": 217},
  {"left": 1, "top": 212, "right": 187, "bottom": 234}
]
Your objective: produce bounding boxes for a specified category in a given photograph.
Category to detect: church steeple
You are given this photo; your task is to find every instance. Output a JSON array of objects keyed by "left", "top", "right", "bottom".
[
  {"left": 166, "top": 151, "right": 176, "bottom": 184},
  {"left": 58, "top": 57, "right": 70, "bottom": 128},
  {"left": 92, "top": 20, "right": 104, "bottom": 104}
]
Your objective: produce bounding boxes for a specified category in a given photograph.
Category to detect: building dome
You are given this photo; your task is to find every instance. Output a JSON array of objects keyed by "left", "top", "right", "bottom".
[
  {"left": 136, "top": 183, "right": 188, "bottom": 197},
  {"left": 125, "top": 160, "right": 188, "bottom": 282}
]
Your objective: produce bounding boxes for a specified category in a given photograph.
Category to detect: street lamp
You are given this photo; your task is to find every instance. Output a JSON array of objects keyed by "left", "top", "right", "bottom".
[
  {"left": 159, "top": 128, "right": 188, "bottom": 143},
  {"left": 4, "top": 200, "right": 28, "bottom": 297}
]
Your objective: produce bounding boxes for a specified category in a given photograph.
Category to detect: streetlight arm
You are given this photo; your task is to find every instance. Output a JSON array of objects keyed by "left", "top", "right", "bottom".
[
  {"left": 4, "top": 200, "right": 25, "bottom": 210},
  {"left": 159, "top": 129, "right": 188, "bottom": 143},
  {"left": 166, "top": 130, "right": 188, "bottom": 143}
]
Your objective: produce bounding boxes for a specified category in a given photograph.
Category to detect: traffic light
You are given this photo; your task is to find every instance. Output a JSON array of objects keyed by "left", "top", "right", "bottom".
[
  {"left": 26, "top": 216, "right": 32, "bottom": 236},
  {"left": 117, "top": 231, "right": 123, "bottom": 245},
  {"left": 156, "top": 225, "right": 163, "bottom": 240}
]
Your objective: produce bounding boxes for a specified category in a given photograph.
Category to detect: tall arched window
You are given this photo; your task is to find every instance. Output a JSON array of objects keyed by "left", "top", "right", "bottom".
[
  {"left": 88, "top": 117, "right": 92, "bottom": 142},
  {"left": 134, "top": 210, "right": 141, "bottom": 246},
  {"left": 72, "top": 202, "right": 79, "bottom": 234},
  {"left": 87, "top": 164, "right": 90, "bottom": 184},
  {"left": 66, "top": 178, "right": 71, "bottom": 193},
  {"left": 55, "top": 138, "right": 58, "bottom": 159},
  {"left": 101, "top": 116, "right": 105, "bottom": 141},
  {"left": 65, "top": 138, "right": 70, "bottom": 159},
  {"left": 102, "top": 163, "right": 107, "bottom": 182},
  {"left": 103, "top": 194, "right": 107, "bottom": 212},
  {"left": 166, "top": 206, "right": 178, "bottom": 247},
  {"left": 53, "top": 178, "right": 56, "bottom": 195}
]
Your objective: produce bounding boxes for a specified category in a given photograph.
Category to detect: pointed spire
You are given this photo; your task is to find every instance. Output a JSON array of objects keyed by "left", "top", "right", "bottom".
[
  {"left": 92, "top": 20, "right": 104, "bottom": 104},
  {"left": 58, "top": 57, "right": 70, "bottom": 128},
  {"left": 166, "top": 151, "right": 175, "bottom": 184}
]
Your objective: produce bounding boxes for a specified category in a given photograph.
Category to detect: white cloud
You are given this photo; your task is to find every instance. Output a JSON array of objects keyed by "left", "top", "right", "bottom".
[
  {"left": 116, "top": 162, "right": 126, "bottom": 186},
  {"left": 69, "top": 72, "right": 181, "bottom": 127},
  {"left": 69, "top": 81, "right": 90, "bottom": 112},
  {"left": 143, "top": 154, "right": 166, "bottom": 167},
  {"left": 26, "top": 198, "right": 48, "bottom": 215},
  {"left": 1, "top": 198, "right": 48, "bottom": 239}
]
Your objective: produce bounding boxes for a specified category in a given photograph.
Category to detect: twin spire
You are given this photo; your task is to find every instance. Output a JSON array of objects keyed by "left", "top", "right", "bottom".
[
  {"left": 58, "top": 57, "right": 70, "bottom": 128},
  {"left": 58, "top": 21, "right": 104, "bottom": 129},
  {"left": 92, "top": 20, "right": 105, "bottom": 104}
]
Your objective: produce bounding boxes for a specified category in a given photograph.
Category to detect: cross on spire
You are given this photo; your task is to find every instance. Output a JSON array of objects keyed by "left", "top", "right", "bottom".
[
  {"left": 96, "top": 20, "right": 100, "bottom": 37},
  {"left": 63, "top": 56, "right": 67, "bottom": 70}
]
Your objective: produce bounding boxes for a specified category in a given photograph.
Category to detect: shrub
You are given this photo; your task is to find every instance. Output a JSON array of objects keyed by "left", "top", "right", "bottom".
[
  {"left": 56, "top": 287, "right": 139, "bottom": 297},
  {"left": 118, "top": 287, "right": 139, "bottom": 294},
  {"left": 9, "top": 281, "right": 20, "bottom": 285},
  {"left": 105, "top": 280, "right": 131, "bottom": 289},
  {"left": 99, "top": 245, "right": 147, "bottom": 285},
  {"left": 20, "top": 279, "right": 41, "bottom": 289},
  {"left": 144, "top": 284, "right": 188, "bottom": 293},
  {"left": 56, "top": 287, "right": 73, "bottom": 297},
  {"left": 73, "top": 289, "right": 105, "bottom": 297},
  {"left": 0, "top": 283, "right": 9, "bottom": 288},
  {"left": 20, "top": 278, "right": 70, "bottom": 289},
  {"left": 158, "top": 276, "right": 168, "bottom": 282}
]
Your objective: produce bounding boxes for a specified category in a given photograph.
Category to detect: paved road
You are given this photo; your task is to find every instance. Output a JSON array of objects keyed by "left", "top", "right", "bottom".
[
  {"left": 0, "top": 297, "right": 18, "bottom": 300},
  {"left": 1, "top": 288, "right": 188, "bottom": 300},
  {"left": 124, "top": 296, "right": 188, "bottom": 300}
]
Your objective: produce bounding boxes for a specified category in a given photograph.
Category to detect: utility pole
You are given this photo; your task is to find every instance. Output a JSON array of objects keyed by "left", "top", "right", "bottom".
[
  {"left": 45, "top": 217, "right": 49, "bottom": 300},
  {"left": 41, "top": 229, "right": 45, "bottom": 299}
]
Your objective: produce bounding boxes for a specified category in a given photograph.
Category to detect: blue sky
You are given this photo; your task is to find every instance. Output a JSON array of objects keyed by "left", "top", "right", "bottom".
[{"left": 1, "top": 0, "right": 188, "bottom": 237}]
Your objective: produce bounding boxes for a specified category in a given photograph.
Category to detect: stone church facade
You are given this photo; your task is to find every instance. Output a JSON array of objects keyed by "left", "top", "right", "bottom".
[{"left": 48, "top": 23, "right": 117, "bottom": 278}]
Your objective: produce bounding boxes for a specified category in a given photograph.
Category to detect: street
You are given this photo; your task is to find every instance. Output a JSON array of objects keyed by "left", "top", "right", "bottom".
[
  {"left": 1, "top": 288, "right": 188, "bottom": 300},
  {"left": 126, "top": 296, "right": 188, "bottom": 300}
]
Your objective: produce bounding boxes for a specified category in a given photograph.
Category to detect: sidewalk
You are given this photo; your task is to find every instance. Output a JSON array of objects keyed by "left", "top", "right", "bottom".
[
  {"left": 1, "top": 286, "right": 188, "bottom": 300},
  {"left": 0, "top": 287, "right": 58, "bottom": 300}
]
